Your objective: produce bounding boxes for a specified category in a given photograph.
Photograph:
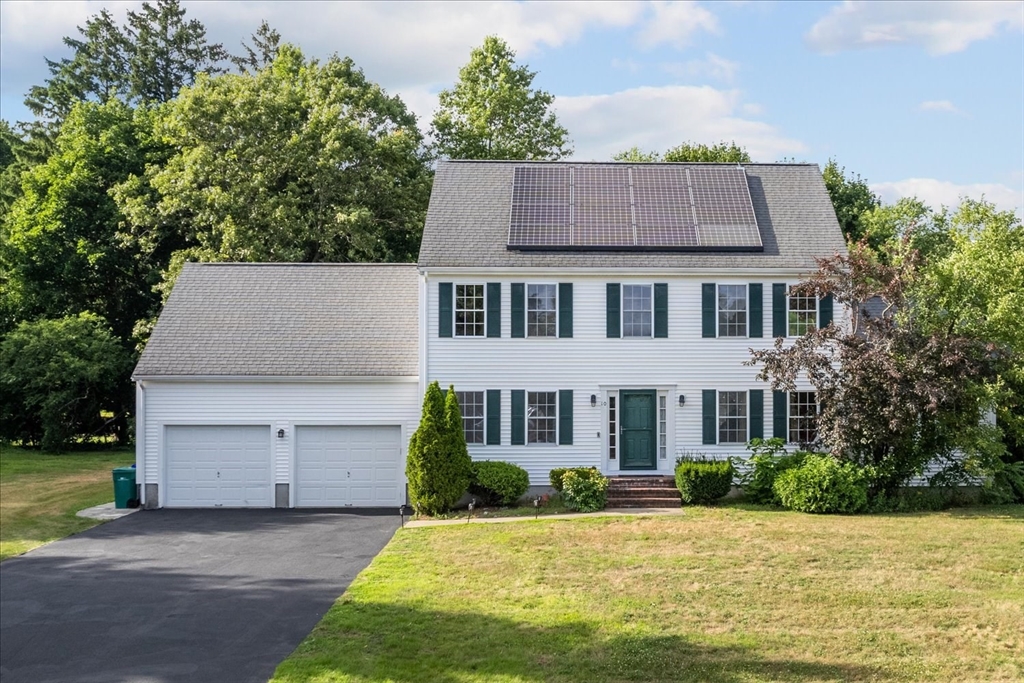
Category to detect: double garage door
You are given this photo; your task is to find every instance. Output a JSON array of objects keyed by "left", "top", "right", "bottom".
[{"left": 164, "top": 425, "right": 401, "bottom": 508}]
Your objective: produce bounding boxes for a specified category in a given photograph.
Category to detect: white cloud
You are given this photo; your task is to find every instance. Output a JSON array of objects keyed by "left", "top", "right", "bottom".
[
  {"left": 918, "top": 99, "right": 964, "bottom": 114},
  {"left": 872, "top": 178, "right": 1023, "bottom": 216},
  {"left": 555, "top": 85, "right": 805, "bottom": 161},
  {"left": 636, "top": 1, "right": 720, "bottom": 50},
  {"left": 661, "top": 52, "right": 739, "bottom": 82},
  {"left": 806, "top": 1, "right": 1024, "bottom": 55}
]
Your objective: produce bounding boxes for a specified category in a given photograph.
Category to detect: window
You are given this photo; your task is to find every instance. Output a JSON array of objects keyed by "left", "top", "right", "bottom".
[
  {"left": 718, "top": 391, "right": 747, "bottom": 444},
  {"left": 455, "top": 391, "right": 484, "bottom": 445},
  {"left": 527, "top": 391, "right": 557, "bottom": 444},
  {"left": 455, "top": 284, "right": 485, "bottom": 337},
  {"left": 622, "top": 284, "right": 652, "bottom": 337},
  {"left": 659, "top": 395, "right": 667, "bottom": 459},
  {"left": 789, "top": 391, "right": 818, "bottom": 446},
  {"left": 527, "top": 284, "right": 557, "bottom": 337},
  {"left": 608, "top": 395, "right": 617, "bottom": 460},
  {"left": 718, "top": 285, "right": 747, "bottom": 337},
  {"left": 788, "top": 292, "right": 817, "bottom": 336}
]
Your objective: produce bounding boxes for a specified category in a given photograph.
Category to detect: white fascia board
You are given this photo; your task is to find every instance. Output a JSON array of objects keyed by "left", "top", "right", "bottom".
[
  {"left": 419, "top": 266, "right": 816, "bottom": 278},
  {"left": 131, "top": 375, "right": 419, "bottom": 384}
]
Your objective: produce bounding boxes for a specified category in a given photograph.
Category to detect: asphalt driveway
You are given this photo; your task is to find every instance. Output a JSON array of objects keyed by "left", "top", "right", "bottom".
[{"left": 0, "top": 509, "right": 399, "bottom": 683}]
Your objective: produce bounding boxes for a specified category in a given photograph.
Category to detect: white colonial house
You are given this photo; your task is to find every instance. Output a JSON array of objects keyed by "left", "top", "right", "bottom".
[{"left": 132, "top": 161, "right": 847, "bottom": 508}]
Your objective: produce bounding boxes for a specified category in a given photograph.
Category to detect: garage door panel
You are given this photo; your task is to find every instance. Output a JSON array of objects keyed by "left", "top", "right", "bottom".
[
  {"left": 165, "top": 426, "right": 272, "bottom": 507},
  {"left": 295, "top": 426, "right": 402, "bottom": 507}
]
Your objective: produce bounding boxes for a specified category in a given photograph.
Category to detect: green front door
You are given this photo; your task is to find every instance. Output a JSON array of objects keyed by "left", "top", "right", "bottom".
[{"left": 620, "top": 390, "right": 657, "bottom": 470}]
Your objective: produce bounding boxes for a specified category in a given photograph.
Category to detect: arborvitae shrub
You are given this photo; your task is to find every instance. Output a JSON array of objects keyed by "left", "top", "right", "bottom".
[{"left": 406, "top": 381, "right": 471, "bottom": 515}]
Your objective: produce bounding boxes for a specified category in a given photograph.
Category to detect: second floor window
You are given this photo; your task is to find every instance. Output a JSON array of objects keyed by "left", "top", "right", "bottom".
[
  {"left": 455, "top": 391, "right": 484, "bottom": 444},
  {"left": 789, "top": 292, "right": 817, "bottom": 336},
  {"left": 455, "top": 284, "right": 485, "bottom": 337},
  {"left": 622, "top": 284, "right": 652, "bottom": 337},
  {"left": 718, "top": 285, "right": 747, "bottom": 337},
  {"left": 527, "top": 284, "right": 557, "bottom": 337}
]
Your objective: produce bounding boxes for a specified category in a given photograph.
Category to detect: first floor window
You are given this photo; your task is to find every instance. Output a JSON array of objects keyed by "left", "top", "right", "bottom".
[
  {"left": 527, "top": 284, "right": 557, "bottom": 337},
  {"left": 789, "top": 391, "right": 818, "bottom": 446},
  {"left": 789, "top": 291, "right": 817, "bottom": 336},
  {"left": 718, "top": 284, "right": 747, "bottom": 337},
  {"left": 455, "top": 284, "right": 485, "bottom": 336},
  {"left": 622, "top": 284, "right": 652, "bottom": 337},
  {"left": 455, "top": 391, "right": 484, "bottom": 445},
  {"left": 527, "top": 391, "right": 557, "bottom": 444},
  {"left": 718, "top": 391, "right": 747, "bottom": 444}
]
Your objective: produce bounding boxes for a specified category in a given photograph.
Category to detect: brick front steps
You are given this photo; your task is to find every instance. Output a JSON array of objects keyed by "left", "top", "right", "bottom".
[{"left": 606, "top": 476, "right": 681, "bottom": 508}]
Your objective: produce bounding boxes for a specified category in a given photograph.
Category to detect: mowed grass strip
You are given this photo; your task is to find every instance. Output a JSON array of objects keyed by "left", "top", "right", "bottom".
[
  {"left": 273, "top": 506, "right": 1024, "bottom": 683},
  {"left": 0, "top": 446, "right": 134, "bottom": 561}
]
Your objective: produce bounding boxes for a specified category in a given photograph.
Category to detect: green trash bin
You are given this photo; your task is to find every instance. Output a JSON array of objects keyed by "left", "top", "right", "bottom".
[{"left": 113, "top": 466, "right": 137, "bottom": 509}]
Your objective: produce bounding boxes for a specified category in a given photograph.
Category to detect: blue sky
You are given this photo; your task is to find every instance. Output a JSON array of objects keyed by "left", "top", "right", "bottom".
[{"left": 2, "top": 1, "right": 1022, "bottom": 213}]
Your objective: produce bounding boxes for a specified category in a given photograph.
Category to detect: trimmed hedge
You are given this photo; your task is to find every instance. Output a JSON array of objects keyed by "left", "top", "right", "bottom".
[
  {"left": 773, "top": 453, "right": 869, "bottom": 514},
  {"left": 675, "top": 457, "right": 734, "bottom": 504},
  {"left": 561, "top": 469, "right": 608, "bottom": 512},
  {"left": 469, "top": 460, "right": 530, "bottom": 506},
  {"left": 549, "top": 466, "right": 600, "bottom": 492}
]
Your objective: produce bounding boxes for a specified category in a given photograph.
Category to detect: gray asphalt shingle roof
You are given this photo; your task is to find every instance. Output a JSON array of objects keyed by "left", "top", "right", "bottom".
[
  {"left": 418, "top": 160, "right": 847, "bottom": 269},
  {"left": 133, "top": 263, "right": 419, "bottom": 377}
]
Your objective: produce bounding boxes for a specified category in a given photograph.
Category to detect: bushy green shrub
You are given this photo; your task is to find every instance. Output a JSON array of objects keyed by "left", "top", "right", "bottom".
[
  {"left": 469, "top": 460, "right": 530, "bottom": 506},
  {"left": 741, "top": 438, "right": 807, "bottom": 505},
  {"left": 405, "top": 382, "right": 472, "bottom": 515},
  {"left": 561, "top": 469, "right": 608, "bottom": 512},
  {"left": 773, "top": 453, "right": 869, "bottom": 514},
  {"left": 549, "top": 466, "right": 599, "bottom": 492},
  {"left": 675, "top": 456, "right": 734, "bottom": 504}
]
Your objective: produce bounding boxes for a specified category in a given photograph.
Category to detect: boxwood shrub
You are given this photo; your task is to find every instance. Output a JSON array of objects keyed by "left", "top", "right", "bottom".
[
  {"left": 773, "top": 453, "right": 869, "bottom": 514},
  {"left": 675, "top": 456, "right": 734, "bottom": 504},
  {"left": 469, "top": 461, "right": 530, "bottom": 506},
  {"left": 561, "top": 469, "right": 608, "bottom": 512},
  {"left": 549, "top": 466, "right": 600, "bottom": 492}
]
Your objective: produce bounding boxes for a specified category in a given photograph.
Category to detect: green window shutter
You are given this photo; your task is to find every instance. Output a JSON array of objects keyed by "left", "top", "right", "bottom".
[
  {"left": 486, "top": 390, "right": 501, "bottom": 445},
  {"left": 439, "top": 283, "right": 453, "bottom": 338},
  {"left": 558, "top": 283, "right": 573, "bottom": 338},
  {"left": 606, "top": 283, "right": 621, "bottom": 338},
  {"left": 511, "top": 390, "right": 525, "bottom": 445},
  {"left": 486, "top": 283, "right": 501, "bottom": 338},
  {"left": 558, "top": 390, "right": 573, "bottom": 445},
  {"left": 702, "top": 390, "right": 717, "bottom": 445},
  {"left": 819, "top": 294, "right": 833, "bottom": 329},
  {"left": 773, "top": 391, "right": 787, "bottom": 441},
  {"left": 749, "top": 283, "right": 763, "bottom": 338},
  {"left": 772, "top": 283, "right": 787, "bottom": 338},
  {"left": 654, "top": 283, "right": 668, "bottom": 338},
  {"left": 511, "top": 283, "right": 525, "bottom": 338},
  {"left": 702, "top": 283, "right": 716, "bottom": 338},
  {"left": 749, "top": 389, "right": 764, "bottom": 440}
]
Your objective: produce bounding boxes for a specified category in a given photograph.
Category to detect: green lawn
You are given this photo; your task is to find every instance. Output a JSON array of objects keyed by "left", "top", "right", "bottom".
[
  {"left": 273, "top": 506, "right": 1024, "bottom": 683},
  {"left": 0, "top": 445, "right": 135, "bottom": 561}
]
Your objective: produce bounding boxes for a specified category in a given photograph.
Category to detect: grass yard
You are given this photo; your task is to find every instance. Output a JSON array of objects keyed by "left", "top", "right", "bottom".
[
  {"left": 274, "top": 505, "right": 1024, "bottom": 683},
  {"left": 0, "top": 445, "right": 134, "bottom": 561}
]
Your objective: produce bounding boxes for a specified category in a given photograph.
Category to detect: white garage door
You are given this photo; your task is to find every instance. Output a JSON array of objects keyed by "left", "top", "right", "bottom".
[
  {"left": 165, "top": 425, "right": 272, "bottom": 507},
  {"left": 296, "top": 426, "right": 402, "bottom": 507}
]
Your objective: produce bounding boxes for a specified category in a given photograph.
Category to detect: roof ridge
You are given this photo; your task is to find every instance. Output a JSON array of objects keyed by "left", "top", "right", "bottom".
[{"left": 186, "top": 262, "right": 417, "bottom": 268}]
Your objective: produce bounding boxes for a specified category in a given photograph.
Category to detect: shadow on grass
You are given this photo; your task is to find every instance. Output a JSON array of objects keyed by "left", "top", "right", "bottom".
[{"left": 275, "top": 601, "right": 887, "bottom": 683}]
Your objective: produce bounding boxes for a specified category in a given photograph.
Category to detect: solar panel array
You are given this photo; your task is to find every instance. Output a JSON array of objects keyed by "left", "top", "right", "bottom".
[{"left": 507, "top": 164, "right": 761, "bottom": 251}]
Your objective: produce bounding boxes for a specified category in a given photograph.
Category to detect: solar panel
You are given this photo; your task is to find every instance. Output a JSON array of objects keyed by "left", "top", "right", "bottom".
[{"left": 507, "top": 164, "right": 762, "bottom": 251}]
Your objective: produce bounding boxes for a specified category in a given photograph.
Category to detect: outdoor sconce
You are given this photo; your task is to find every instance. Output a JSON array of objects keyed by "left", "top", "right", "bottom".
[
  {"left": 678, "top": 395, "right": 686, "bottom": 406},
  {"left": 591, "top": 394, "right": 597, "bottom": 407},
  {"left": 277, "top": 428, "right": 286, "bottom": 439}
]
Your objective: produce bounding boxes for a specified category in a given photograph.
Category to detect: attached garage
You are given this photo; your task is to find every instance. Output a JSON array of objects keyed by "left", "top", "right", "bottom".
[
  {"left": 295, "top": 426, "right": 402, "bottom": 507},
  {"left": 132, "top": 263, "right": 421, "bottom": 509},
  {"left": 165, "top": 425, "right": 273, "bottom": 507}
]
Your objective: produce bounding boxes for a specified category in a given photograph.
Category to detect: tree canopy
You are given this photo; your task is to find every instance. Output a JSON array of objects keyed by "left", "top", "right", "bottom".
[
  {"left": 430, "top": 36, "right": 571, "bottom": 160},
  {"left": 822, "top": 159, "right": 880, "bottom": 244},
  {"left": 613, "top": 141, "right": 751, "bottom": 163}
]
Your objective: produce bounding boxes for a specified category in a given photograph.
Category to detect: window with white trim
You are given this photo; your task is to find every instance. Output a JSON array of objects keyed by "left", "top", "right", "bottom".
[
  {"left": 455, "top": 391, "right": 484, "bottom": 445},
  {"left": 527, "top": 284, "right": 557, "bottom": 337},
  {"left": 608, "top": 395, "right": 617, "bottom": 460},
  {"left": 718, "top": 391, "right": 747, "bottom": 444},
  {"left": 789, "top": 391, "right": 818, "bottom": 446},
  {"left": 659, "top": 395, "right": 667, "bottom": 459},
  {"left": 455, "top": 284, "right": 485, "bottom": 337},
  {"left": 788, "top": 292, "right": 817, "bottom": 336},
  {"left": 527, "top": 391, "right": 557, "bottom": 444},
  {"left": 718, "top": 284, "right": 747, "bottom": 337},
  {"left": 622, "top": 284, "right": 652, "bottom": 337}
]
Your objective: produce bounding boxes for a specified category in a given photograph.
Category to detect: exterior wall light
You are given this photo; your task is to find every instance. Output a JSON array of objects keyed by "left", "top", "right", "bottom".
[
  {"left": 277, "top": 428, "right": 286, "bottom": 438},
  {"left": 678, "top": 395, "right": 686, "bottom": 406},
  {"left": 591, "top": 394, "right": 597, "bottom": 407}
]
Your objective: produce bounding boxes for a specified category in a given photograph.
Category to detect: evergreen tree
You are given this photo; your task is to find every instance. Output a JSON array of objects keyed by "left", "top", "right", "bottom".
[{"left": 406, "top": 381, "right": 471, "bottom": 515}]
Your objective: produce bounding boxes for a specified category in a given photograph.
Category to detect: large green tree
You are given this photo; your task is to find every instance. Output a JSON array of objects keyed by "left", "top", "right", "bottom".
[
  {"left": 613, "top": 141, "right": 751, "bottom": 163},
  {"left": 116, "top": 46, "right": 432, "bottom": 270},
  {"left": 430, "top": 36, "right": 571, "bottom": 160},
  {"left": 822, "top": 159, "right": 880, "bottom": 244}
]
